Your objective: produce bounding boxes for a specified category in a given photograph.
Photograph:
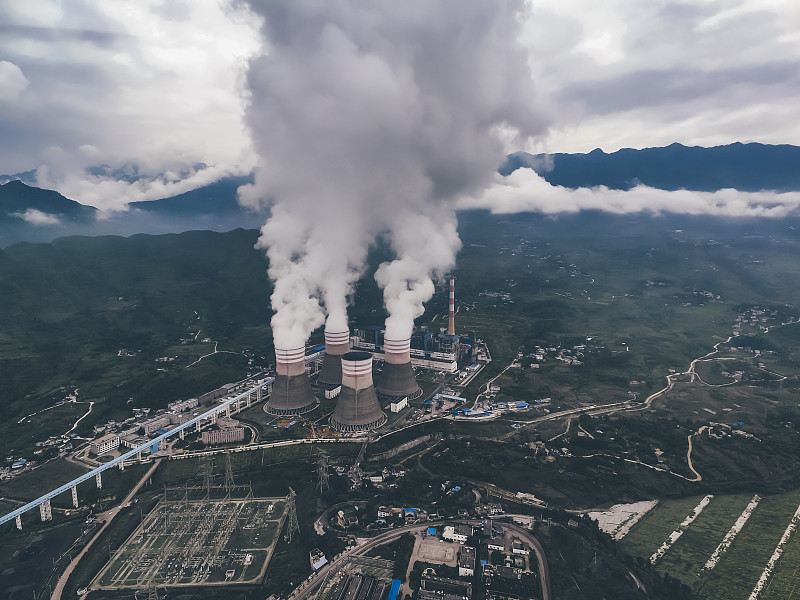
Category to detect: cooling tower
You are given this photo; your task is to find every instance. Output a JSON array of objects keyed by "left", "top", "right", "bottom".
[
  {"left": 376, "top": 338, "right": 422, "bottom": 401},
  {"left": 265, "top": 347, "right": 319, "bottom": 415},
  {"left": 330, "top": 351, "right": 387, "bottom": 432},
  {"left": 317, "top": 330, "right": 350, "bottom": 387}
]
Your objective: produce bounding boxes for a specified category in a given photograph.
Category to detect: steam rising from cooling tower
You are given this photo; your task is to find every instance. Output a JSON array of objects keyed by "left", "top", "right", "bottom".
[
  {"left": 238, "top": 0, "right": 548, "bottom": 350},
  {"left": 330, "top": 351, "right": 387, "bottom": 433}
]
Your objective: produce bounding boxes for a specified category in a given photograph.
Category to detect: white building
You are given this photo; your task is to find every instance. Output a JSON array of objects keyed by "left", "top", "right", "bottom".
[
  {"left": 443, "top": 523, "right": 472, "bottom": 544},
  {"left": 90, "top": 433, "right": 120, "bottom": 456},
  {"left": 511, "top": 538, "right": 530, "bottom": 555},
  {"left": 390, "top": 397, "right": 408, "bottom": 413},
  {"left": 458, "top": 546, "right": 476, "bottom": 577}
]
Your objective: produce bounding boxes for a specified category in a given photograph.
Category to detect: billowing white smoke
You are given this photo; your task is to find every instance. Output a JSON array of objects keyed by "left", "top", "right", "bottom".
[{"left": 239, "top": 0, "right": 548, "bottom": 348}]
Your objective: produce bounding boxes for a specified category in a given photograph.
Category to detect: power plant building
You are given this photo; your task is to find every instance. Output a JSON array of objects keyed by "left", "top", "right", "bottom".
[
  {"left": 330, "top": 351, "right": 387, "bottom": 433},
  {"left": 90, "top": 433, "right": 120, "bottom": 456},
  {"left": 351, "top": 327, "right": 474, "bottom": 374}
]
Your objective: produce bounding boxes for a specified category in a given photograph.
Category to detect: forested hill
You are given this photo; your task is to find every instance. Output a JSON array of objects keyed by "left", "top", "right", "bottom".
[{"left": 500, "top": 142, "right": 800, "bottom": 192}]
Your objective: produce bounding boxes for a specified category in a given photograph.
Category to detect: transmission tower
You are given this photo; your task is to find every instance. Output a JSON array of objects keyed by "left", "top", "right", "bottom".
[
  {"left": 200, "top": 456, "right": 214, "bottom": 499},
  {"left": 285, "top": 487, "right": 299, "bottom": 543},
  {"left": 225, "top": 452, "right": 236, "bottom": 496},
  {"left": 316, "top": 453, "right": 330, "bottom": 494}
]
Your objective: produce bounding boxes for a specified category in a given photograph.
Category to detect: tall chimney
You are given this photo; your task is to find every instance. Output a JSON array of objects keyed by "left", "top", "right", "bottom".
[
  {"left": 448, "top": 276, "right": 456, "bottom": 336},
  {"left": 265, "top": 347, "right": 318, "bottom": 415},
  {"left": 317, "top": 330, "right": 350, "bottom": 387},
  {"left": 376, "top": 338, "right": 422, "bottom": 401},
  {"left": 330, "top": 351, "right": 387, "bottom": 433}
]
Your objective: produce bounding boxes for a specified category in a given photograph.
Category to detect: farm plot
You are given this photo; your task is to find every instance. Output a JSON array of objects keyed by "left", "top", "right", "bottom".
[
  {"left": 619, "top": 495, "right": 710, "bottom": 560},
  {"left": 696, "top": 491, "right": 800, "bottom": 600},
  {"left": 761, "top": 521, "right": 800, "bottom": 600},
  {"left": 655, "top": 494, "right": 755, "bottom": 584}
]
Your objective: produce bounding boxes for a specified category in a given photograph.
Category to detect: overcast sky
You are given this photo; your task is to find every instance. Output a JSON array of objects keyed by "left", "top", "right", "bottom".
[{"left": 1, "top": 0, "right": 799, "bottom": 209}]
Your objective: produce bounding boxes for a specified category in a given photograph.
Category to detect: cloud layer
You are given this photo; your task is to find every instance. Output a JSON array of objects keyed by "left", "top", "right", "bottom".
[
  {"left": 460, "top": 168, "right": 800, "bottom": 218},
  {"left": 0, "top": 0, "right": 261, "bottom": 211}
]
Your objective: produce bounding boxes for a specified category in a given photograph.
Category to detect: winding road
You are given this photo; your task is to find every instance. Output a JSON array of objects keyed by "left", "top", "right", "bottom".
[{"left": 51, "top": 459, "right": 162, "bottom": 600}]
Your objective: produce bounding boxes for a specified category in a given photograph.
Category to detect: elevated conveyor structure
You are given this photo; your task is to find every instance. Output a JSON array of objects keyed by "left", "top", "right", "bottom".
[{"left": 0, "top": 378, "right": 273, "bottom": 528}]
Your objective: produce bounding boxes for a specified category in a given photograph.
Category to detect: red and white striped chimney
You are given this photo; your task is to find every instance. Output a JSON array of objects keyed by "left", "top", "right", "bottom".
[
  {"left": 383, "top": 338, "right": 411, "bottom": 365},
  {"left": 448, "top": 276, "right": 455, "bottom": 335},
  {"left": 341, "top": 352, "right": 374, "bottom": 391},
  {"left": 275, "top": 347, "right": 306, "bottom": 377},
  {"left": 324, "top": 330, "right": 350, "bottom": 355}
]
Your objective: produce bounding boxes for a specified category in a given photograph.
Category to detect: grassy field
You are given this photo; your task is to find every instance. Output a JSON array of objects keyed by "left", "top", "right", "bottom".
[
  {"left": 696, "top": 491, "right": 800, "bottom": 599},
  {"left": 761, "top": 518, "right": 800, "bottom": 600},
  {"left": 656, "top": 494, "right": 755, "bottom": 583},
  {"left": 620, "top": 489, "right": 800, "bottom": 599},
  {"left": 0, "top": 459, "right": 88, "bottom": 501},
  {"left": 620, "top": 496, "right": 710, "bottom": 560}
]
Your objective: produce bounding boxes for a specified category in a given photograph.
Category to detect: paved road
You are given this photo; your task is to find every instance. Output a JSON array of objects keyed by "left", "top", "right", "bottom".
[
  {"left": 51, "top": 459, "right": 162, "bottom": 600},
  {"left": 290, "top": 519, "right": 550, "bottom": 600}
]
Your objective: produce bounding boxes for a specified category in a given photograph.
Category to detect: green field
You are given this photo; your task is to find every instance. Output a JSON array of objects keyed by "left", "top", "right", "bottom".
[
  {"left": 761, "top": 518, "right": 800, "bottom": 600},
  {"left": 620, "top": 495, "right": 710, "bottom": 560},
  {"left": 656, "top": 494, "right": 755, "bottom": 583},
  {"left": 620, "top": 490, "right": 800, "bottom": 599},
  {"left": 696, "top": 491, "right": 800, "bottom": 599}
]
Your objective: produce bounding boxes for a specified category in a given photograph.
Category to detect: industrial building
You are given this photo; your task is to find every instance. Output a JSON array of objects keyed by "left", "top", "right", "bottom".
[
  {"left": 330, "top": 352, "right": 387, "bottom": 433},
  {"left": 458, "top": 546, "right": 476, "bottom": 577},
  {"left": 201, "top": 426, "right": 244, "bottom": 445},
  {"left": 351, "top": 279, "right": 474, "bottom": 374},
  {"left": 420, "top": 574, "right": 472, "bottom": 600},
  {"left": 89, "top": 433, "right": 120, "bottom": 456}
]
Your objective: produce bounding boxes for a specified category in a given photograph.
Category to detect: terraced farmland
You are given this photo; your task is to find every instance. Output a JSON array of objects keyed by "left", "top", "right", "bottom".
[{"left": 619, "top": 490, "right": 800, "bottom": 600}]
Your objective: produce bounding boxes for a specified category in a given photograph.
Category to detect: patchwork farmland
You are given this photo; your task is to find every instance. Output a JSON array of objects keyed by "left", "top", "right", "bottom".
[{"left": 616, "top": 490, "right": 800, "bottom": 600}]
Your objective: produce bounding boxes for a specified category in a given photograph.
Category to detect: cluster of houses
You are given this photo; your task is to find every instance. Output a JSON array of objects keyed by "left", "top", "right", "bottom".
[{"left": 415, "top": 520, "right": 537, "bottom": 600}]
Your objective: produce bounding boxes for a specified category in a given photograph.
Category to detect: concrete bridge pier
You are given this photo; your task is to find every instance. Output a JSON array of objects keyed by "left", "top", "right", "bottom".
[
  {"left": 96, "top": 472, "right": 102, "bottom": 490},
  {"left": 179, "top": 429, "right": 185, "bottom": 440},
  {"left": 71, "top": 486, "right": 78, "bottom": 508},
  {"left": 119, "top": 461, "right": 125, "bottom": 471},
  {"left": 225, "top": 405, "right": 231, "bottom": 418},
  {"left": 196, "top": 421, "right": 201, "bottom": 433},
  {"left": 15, "top": 515, "right": 22, "bottom": 530},
  {"left": 40, "top": 499, "right": 52, "bottom": 522}
]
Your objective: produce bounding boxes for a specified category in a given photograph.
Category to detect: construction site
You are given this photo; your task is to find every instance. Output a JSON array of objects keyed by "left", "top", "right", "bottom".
[{"left": 91, "top": 472, "right": 288, "bottom": 590}]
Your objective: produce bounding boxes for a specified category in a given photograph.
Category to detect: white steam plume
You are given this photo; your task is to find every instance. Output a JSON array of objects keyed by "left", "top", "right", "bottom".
[
  {"left": 459, "top": 168, "right": 800, "bottom": 217},
  {"left": 239, "top": 0, "right": 548, "bottom": 347}
]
